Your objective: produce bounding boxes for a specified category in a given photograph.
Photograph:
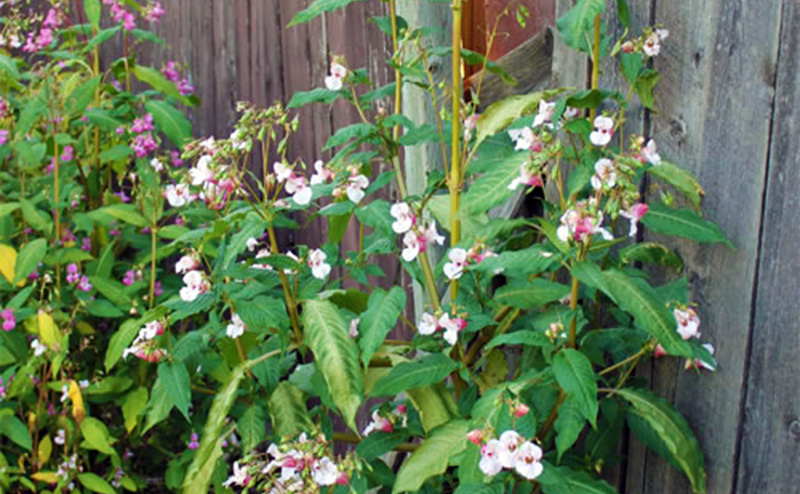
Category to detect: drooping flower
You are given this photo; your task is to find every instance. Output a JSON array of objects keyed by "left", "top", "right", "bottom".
[
  {"left": 390, "top": 202, "right": 415, "bottom": 234},
  {"left": 310, "top": 160, "right": 335, "bottom": 185},
  {"left": 362, "top": 410, "right": 394, "bottom": 436},
  {"left": 308, "top": 249, "right": 331, "bottom": 280},
  {"left": 401, "top": 231, "right": 421, "bottom": 262},
  {"left": 418, "top": 312, "right": 438, "bottom": 336},
  {"left": 180, "top": 270, "right": 210, "bottom": 302},
  {"left": 557, "top": 208, "right": 613, "bottom": 244},
  {"left": 226, "top": 313, "right": 246, "bottom": 339},
  {"left": 513, "top": 403, "right": 530, "bottom": 418},
  {"left": 222, "top": 461, "right": 249, "bottom": 488},
  {"left": 479, "top": 439, "right": 503, "bottom": 476},
  {"left": 590, "top": 158, "right": 617, "bottom": 190},
  {"left": 467, "top": 429, "right": 484, "bottom": 445},
  {"left": 190, "top": 155, "right": 215, "bottom": 185},
  {"left": 508, "top": 163, "right": 543, "bottom": 191},
  {"left": 175, "top": 254, "right": 200, "bottom": 274},
  {"left": 532, "top": 100, "right": 557, "bottom": 128},
  {"left": 643, "top": 28, "right": 669, "bottom": 57},
  {"left": 311, "top": 457, "right": 341, "bottom": 487},
  {"left": 590, "top": 116, "right": 615, "bottom": 147},
  {"left": 640, "top": 139, "right": 661, "bottom": 165},
  {"left": 346, "top": 174, "right": 370, "bottom": 204},
  {"left": 620, "top": 203, "right": 649, "bottom": 237},
  {"left": 325, "top": 63, "right": 348, "bottom": 91},
  {"left": 508, "top": 127, "right": 543, "bottom": 152},
  {"left": 286, "top": 175, "right": 312, "bottom": 206},
  {"left": 165, "top": 183, "right": 194, "bottom": 207},
  {"left": 513, "top": 441, "right": 544, "bottom": 480},
  {"left": 443, "top": 248, "right": 468, "bottom": 280},
  {"left": 674, "top": 307, "right": 701, "bottom": 340},
  {"left": 141, "top": 321, "right": 165, "bottom": 340},
  {"left": 439, "top": 313, "right": 467, "bottom": 346}
]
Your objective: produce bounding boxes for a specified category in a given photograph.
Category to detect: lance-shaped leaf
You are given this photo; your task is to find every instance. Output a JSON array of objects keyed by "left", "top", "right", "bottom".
[
  {"left": 370, "top": 354, "right": 459, "bottom": 397},
  {"left": 302, "top": 299, "right": 363, "bottom": 431},
  {"left": 552, "top": 349, "right": 598, "bottom": 427},
  {"left": 538, "top": 464, "right": 617, "bottom": 494},
  {"left": 288, "top": 0, "right": 367, "bottom": 27},
  {"left": 641, "top": 202, "right": 732, "bottom": 247},
  {"left": 494, "top": 279, "right": 571, "bottom": 309},
  {"left": 556, "top": 0, "right": 608, "bottom": 51},
  {"left": 359, "top": 287, "right": 407, "bottom": 368},
  {"left": 406, "top": 383, "right": 460, "bottom": 433},
  {"left": 619, "top": 388, "right": 707, "bottom": 494},
  {"left": 393, "top": 420, "right": 469, "bottom": 494},
  {"left": 13, "top": 238, "right": 46, "bottom": 285},
  {"left": 647, "top": 161, "right": 704, "bottom": 209},
  {"left": 269, "top": 382, "right": 313, "bottom": 439}
]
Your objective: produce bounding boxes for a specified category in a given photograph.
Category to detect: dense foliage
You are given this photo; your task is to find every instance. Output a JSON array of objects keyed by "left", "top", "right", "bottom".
[{"left": 0, "top": 0, "right": 729, "bottom": 493}]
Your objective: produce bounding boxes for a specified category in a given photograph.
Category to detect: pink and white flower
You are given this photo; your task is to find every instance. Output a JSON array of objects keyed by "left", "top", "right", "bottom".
[
  {"left": 362, "top": 410, "right": 394, "bottom": 436},
  {"left": 467, "top": 429, "right": 485, "bottom": 445},
  {"left": 620, "top": 203, "right": 649, "bottom": 237},
  {"left": 479, "top": 439, "right": 503, "bottom": 476},
  {"left": 273, "top": 162, "right": 293, "bottom": 183},
  {"left": 175, "top": 253, "right": 200, "bottom": 274},
  {"left": 226, "top": 313, "right": 246, "bottom": 339},
  {"left": 390, "top": 202, "right": 415, "bottom": 234},
  {"left": 590, "top": 158, "right": 617, "bottom": 190},
  {"left": 674, "top": 307, "right": 701, "bottom": 340},
  {"left": 346, "top": 174, "right": 370, "bottom": 204},
  {"left": 557, "top": 208, "right": 613, "bottom": 243},
  {"left": 590, "top": 116, "right": 615, "bottom": 147},
  {"left": 508, "top": 127, "right": 543, "bottom": 152},
  {"left": 325, "top": 63, "right": 348, "bottom": 91},
  {"left": 443, "top": 248, "right": 468, "bottom": 280},
  {"left": 310, "top": 457, "right": 341, "bottom": 486},
  {"left": 418, "top": 312, "right": 438, "bottom": 335},
  {"left": 508, "top": 163, "right": 543, "bottom": 191},
  {"left": 180, "top": 270, "right": 210, "bottom": 302},
  {"left": 308, "top": 249, "right": 331, "bottom": 279},
  {"left": 401, "top": 231, "right": 422, "bottom": 262},
  {"left": 150, "top": 158, "right": 164, "bottom": 172},
  {"left": 223, "top": 461, "right": 249, "bottom": 488},
  {"left": 643, "top": 29, "right": 668, "bottom": 57},
  {"left": 189, "top": 155, "right": 214, "bottom": 185},
  {"left": 685, "top": 343, "right": 716, "bottom": 371},
  {"left": 165, "top": 183, "right": 194, "bottom": 207},
  {"left": 533, "top": 100, "right": 557, "bottom": 128},
  {"left": 497, "top": 430, "right": 523, "bottom": 469},
  {"left": 286, "top": 175, "right": 312, "bottom": 205},
  {"left": 513, "top": 441, "right": 544, "bottom": 480},
  {"left": 310, "top": 160, "right": 335, "bottom": 185},
  {"left": 349, "top": 318, "right": 359, "bottom": 338},
  {"left": 438, "top": 313, "right": 467, "bottom": 346},
  {"left": 640, "top": 139, "right": 661, "bottom": 165}
]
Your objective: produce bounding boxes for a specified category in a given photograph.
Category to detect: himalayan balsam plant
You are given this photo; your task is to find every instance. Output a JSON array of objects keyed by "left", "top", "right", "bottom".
[{"left": 0, "top": 0, "right": 730, "bottom": 493}]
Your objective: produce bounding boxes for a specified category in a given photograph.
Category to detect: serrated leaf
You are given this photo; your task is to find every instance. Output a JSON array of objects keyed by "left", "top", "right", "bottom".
[
  {"left": 474, "top": 245, "right": 556, "bottom": 278},
  {"left": 371, "top": 354, "right": 458, "bottom": 397},
  {"left": 359, "top": 287, "right": 406, "bottom": 368},
  {"left": 642, "top": 202, "right": 731, "bottom": 247},
  {"left": 146, "top": 100, "right": 192, "bottom": 148},
  {"left": 553, "top": 349, "right": 598, "bottom": 427},
  {"left": 620, "top": 242, "right": 683, "bottom": 269},
  {"left": 393, "top": 420, "right": 468, "bottom": 494},
  {"left": 158, "top": 363, "right": 192, "bottom": 421},
  {"left": 239, "top": 405, "right": 267, "bottom": 453},
  {"left": 648, "top": 162, "right": 704, "bottom": 209},
  {"left": 493, "top": 279, "right": 571, "bottom": 309},
  {"left": 486, "top": 330, "right": 551, "bottom": 350},
  {"left": 64, "top": 75, "right": 101, "bottom": 117},
  {"left": 302, "top": 299, "right": 363, "bottom": 431},
  {"left": 356, "top": 431, "right": 409, "bottom": 461},
  {"left": 538, "top": 464, "right": 617, "bottom": 494},
  {"left": 635, "top": 69, "right": 660, "bottom": 110},
  {"left": 618, "top": 388, "right": 707, "bottom": 494},
  {"left": 463, "top": 151, "right": 529, "bottom": 214},
  {"left": 288, "top": 0, "right": 368, "bottom": 27},
  {"left": 324, "top": 123, "right": 376, "bottom": 150},
  {"left": 554, "top": 397, "right": 585, "bottom": 459},
  {"left": 287, "top": 88, "right": 343, "bottom": 108},
  {"left": 269, "top": 381, "right": 313, "bottom": 438},
  {"left": 406, "top": 383, "right": 459, "bottom": 433},
  {"left": 78, "top": 473, "right": 116, "bottom": 494},
  {"left": 555, "top": 0, "right": 607, "bottom": 51}
]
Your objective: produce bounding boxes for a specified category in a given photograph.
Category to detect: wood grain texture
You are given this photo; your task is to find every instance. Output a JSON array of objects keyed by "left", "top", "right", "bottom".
[
  {"left": 735, "top": 1, "right": 800, "bottom": 492},
  {"left": 641, "top": 1, "right": 783, "bottom": 493}
]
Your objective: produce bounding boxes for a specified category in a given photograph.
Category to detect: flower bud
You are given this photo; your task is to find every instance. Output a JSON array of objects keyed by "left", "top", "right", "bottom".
[
  {"left": 466, "top": 429, "right": 484, "bottom": 445},
  {"left": 513, "top": 403, "right": 530, "bottom": 418},
  {"left": 622, "top": 41, "right": 634, "bottom": 53}
]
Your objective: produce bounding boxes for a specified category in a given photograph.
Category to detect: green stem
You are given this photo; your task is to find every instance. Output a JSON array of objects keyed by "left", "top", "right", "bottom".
[
  {"left": 588, "top": 15, "right": 602, "bottom": 123},
  {"left": 389, "top": 0, "right": 409, "bottom": 199},
  {"left": 267, "top": 225, "right": 303, "bottom": 342},
  {"left": 53, "top": 142, "right": 61, "bottom": 298},
  {"left": 449, "top": 0, "right": 463, "bottom": 301},
  {"left": 568, "top": 273, "right": 580, "bottom": 348}
]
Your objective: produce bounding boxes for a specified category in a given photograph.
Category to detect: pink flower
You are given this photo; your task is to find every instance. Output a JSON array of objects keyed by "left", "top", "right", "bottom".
[
  {"left": 144, "top": 1, "right": 166, "bottom": 23},
  {"left": 467, "top": 429, "right": 484, "bottom": 445},
  {"left": 640, "top": 139, "right": 661, "bottom": 165},
  {"left": 0, "top": 130, "right": 9, "bottom": 146},
  {"left": 122, "top": 270, "right": 137, "bottom": 286},
  {"left": 557, "top": 208, "right": 613, "bottom": 244},
  {"left": 479, "top": 439, "right": 503, "bottom": 476},
  {"left": 307, "top": 249, "right": 331, "bottom": 279},
  {"left": 1, "top": 309, "right": 15, "bottom": 331},
  {"left": 60, "top": 146, "right": 74, "bottom": 162},
  {"left": 590, "top": 158, "right": 617, "bottom": 190},
  {"left": 508, "top": 163, "right": 543, "bottom": 191},
  {"left": 674, "top": 307, "right": 701, "bottom": 340},
  {"left": 443, "top": 248, "right": 468, "bottom": 280},
  {"left": 508, "top": 127, "right": 543, "bottom": 152},
  {"left": 81, "top": 237, "right": 92, "bottom": 251},
  {"left": 310, "top": 160, "right": 335, "bottom": 185},
  {"left": 620, "top": 203, "right": 649, "bottom": 237},
  {"left": 286, "top": 175, "right": 312, "bottom": 206},
  {"left": 438, "top": 313, "right": 467, "bottom": 346},
  {"left": 363, "top": 410, "right": 394, "bottom": 436},
  {"left": 187, "top": 432, "right": 199, "bottom": 450},
  {"left": 390, "top": 202, "right": 415, "bottom": 234},
  {"left": 533, "top": 100, "right": 556, "bottom": 128},
  {"left": 654, "top": 344, "right": 667, "bottom": 358},
  {"left": 77, "top": 275, "right": 92, "bottom": 292},
  {"left": 513, "top": 403, "right": 530, "bottom": 418},
  {"left": 66, "top": 263, "right": 81, "bottom": 284},
  {"left": 175, "top": 254, "right": 200, "bottom": 274}
]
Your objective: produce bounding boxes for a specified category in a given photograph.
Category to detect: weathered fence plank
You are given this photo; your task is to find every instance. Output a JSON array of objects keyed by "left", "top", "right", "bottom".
[{"left": 735, "top": 1, "right": 800, "bottom": 492}]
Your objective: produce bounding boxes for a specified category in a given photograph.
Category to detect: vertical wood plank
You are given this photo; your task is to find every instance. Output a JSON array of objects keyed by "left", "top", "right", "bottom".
[
  {"left": 637, "top": 1, "right": 783, "bottom": 493},
  {"left": 736, "top": 2, "right": 800, "bottom": 493}
]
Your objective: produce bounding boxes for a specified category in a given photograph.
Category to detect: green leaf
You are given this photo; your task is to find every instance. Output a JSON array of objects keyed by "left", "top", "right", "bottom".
[
  {"left": 78, "top": 473, "right": 116, "bottom": 494},
  {"left": 222, "top": 214, "right": 267, "bottom": 269},
  {"left": 618, "top": 388, "right": 707, "bottom": 494},
  {"left": 105, "top": 307, "right": 169, "bottom": 371},
  {"left": 493, "top": 279, "right": 571, "bottom": 309},
  {"left": 399, "top": 123, "right": 439, "bottom": 146},
  {"left": 81, "top": 417, "right": 116, "bottom": 455},
  {"left": 133, "top": 65, "right": 192, "bottom": 105},
  {"left": 95, "top": 203, "right": 148, "bottom": 227},
  {"left": 324, "top": 123, "right": 376, "bottom": 150},
  {"left": 236, "top": 296, "right": 289, "bottom": 334},
  {"left": 538, "top": 464, "right": 617, "bottom": 494},
  {"left": 474, "top": 245, "right": 557, "bottom": 278},
  {"left": 641, "top": 202, "right": 732, "bottom": 247},
  {"left": 620, "top": 52, "right": 643, "bottom": 84},
  {"left": 85, "top": 109, "right": 123, "bottom": 132},
  {"left": 486, "top": 330, "right": 551, "bottom": 350},
  {"left": 98, "top": 144, "right": 133, "bottom": 162},
  {"left": 555, "top": 0, "right": 607, "bottom": 51},
  {"left": 554, "top": 398, "right": 585, "bottom": 459},
  {"left": 287, "top": 88, "right": 343, "bottom": 109},
  {"left": 13, "top": 239, "right": 46, "bottom": 284},
  {"left": 359, "top": 287, "right": 406, "bottom": 368},
  {"left": 393, "top": 420, "right": 468, "bottom": 494},
  {"left": 84, "top": 0, "right": 102, "bottom": 29},
  {"left": 90, "top": 276, "right": 132, "bottom": 310},
  {"left": 371, "top": 354, "right": 458, "bottom": 397},
  {"left": 20, "top": 199, "right": 52, "bottom": 234},
  {"left": 475, "top": 90, "right": 555, "bottom": 146},
  {"left": 647, "top": 162, "right": 704, "bottom": 208},
  {"left": 64, "top": 75, "right": 101, "bottom": 117},
  {"left": 85, "top": 27, "right": 120, "bottom": 52},
  {"left": 454, "top": 484, "right": 504, "bottom": 494},
  {"left": 357, "top": 431, "right": 409, "bottom": 461},
  {"left": 302, "top": 300, "right": 363, "bottom": 431},
  {"left": 239, "top": 405, "right": 267, "bottom": 453},
  {"left": 553, "top": 349, "right": 598, "bottom": 427},
  {"left": 288, "top": 0, "right": 367, "bottom": 27},
  {"left": 599, "top": 270, "right": 694, "bottom": 359},
  {"left": 570, "top": 261, "right": 614, "bottom": 302},
  {"left": 617, "top": 0, "right": 629, "bottom": 27},
  {"left": 406, "top": 383, "right": 459, "bottom": 433},
  {"left": 620, "top": 242, "right": 683, "bottom": 269},
  {"left": 0, "top": 203, "right": 20, "bottom": 218},
  {"left": 122, "top": 387, "right": 149, "bottom": 433},
  {"left": 146, "top": 100, "right": 192, "bottom": 148},
  {"left": 463, "top": 151, "right": 528, "bottom": 214},
  {"left": 144, "top": 379, "right": 174, "bottom": 433},
  {"left": 182, "top": 364, "right": 247, "bottom": 494},
  {"left": 269, "top": 381, "right": 313, "bottom": 438},
  {"left": 158, "top": 363, "right": 192, "bottom": 421},
  {"left": 635, "top": 69, "right": 661, "bottom": 110},
  {"left": 0, "top": 53, "right": 21, "bottom": 80},
  {"left": 0, "top": 415, "right": 32, "bottom": 450}
]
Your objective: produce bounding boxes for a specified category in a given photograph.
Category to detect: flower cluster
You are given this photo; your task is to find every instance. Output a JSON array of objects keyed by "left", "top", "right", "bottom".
[
  {"left": 22, "top": 7, "right": 61, "bottom": 53},
  {"left": 362, "top": 404, "right": 408, "bottom": 436},
  {"left": 224, "top": 433, "right": 352, "bottom": 492},
  {"left": 443, "top": 244, "right": 497, "bottom": 280},
  {"left": 122, "top": 320, "right": 167, "bottom": 362},
  {"left": 274, "top": 161, "right": 312, "bottom": 206},
  {"left": 655, "top": 306, "right": 715, "bottom": 371},
  {"left": 621, "top": 26, "right": 669, "bottom": 57},
  {"left": 418, "top": 311, "right": 468, "bottom": 346},
  {"left": 104, "top": 0, "right": 136, "bottom": 31},
  {"left": 129, "top": 114, "right": 159, "bottom": 158},
  {"left": 162, "top": 60, "right": 195, "bottom": 96},
  {"left": 469, "top": 429, "right": 544, "bottom": 480},
  {"left": 557, "top": 199, "right": 613, "bottom": 244},
  {"left": 390, "top": 202, "right": 445, "bottom": 262},
  {"left": 1, "top": 308, "right": 15, "bottom": 331},
  {"left": 66, "top": 263, "right": 92, "bottom": 292}
]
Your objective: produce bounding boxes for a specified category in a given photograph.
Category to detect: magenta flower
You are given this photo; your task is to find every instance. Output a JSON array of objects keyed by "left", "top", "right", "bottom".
[{"left": 1, "top": 309, "right": 15, "bottom": 331}]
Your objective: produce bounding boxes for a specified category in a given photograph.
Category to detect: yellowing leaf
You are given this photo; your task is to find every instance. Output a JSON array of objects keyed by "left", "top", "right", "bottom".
[
  {"left": 32, "top": 471, "right": 60, "bottom": 483},
  {"left": 38, "top": 434, "right": 53, "bottom": 465},
  {"left": 69, "top": 380, "right": 86, "bottom": 425},
  {"left": 37, "top": 311, "right": 59, "bottom": 349},
  {"left": 0, "top": 244, "right": 17, "bottom": 284}
]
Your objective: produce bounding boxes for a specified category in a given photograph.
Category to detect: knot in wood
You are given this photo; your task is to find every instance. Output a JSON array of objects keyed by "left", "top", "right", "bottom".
[{"left": 789, "top": 419, "right": 800, "bottom": 441}]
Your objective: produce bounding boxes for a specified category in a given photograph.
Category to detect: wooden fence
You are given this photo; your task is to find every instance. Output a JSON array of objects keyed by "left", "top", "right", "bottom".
[{"left": 104, "top": 0, "right": 799, "bottom": 492}]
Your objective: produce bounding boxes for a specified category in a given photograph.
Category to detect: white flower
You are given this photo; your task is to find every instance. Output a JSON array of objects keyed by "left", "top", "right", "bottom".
[
  {"left": 508, "top": 163, "right": 542, "bottom": 191},
  {"left": 246, "top": 237, "right": 259, "bottom": 252},
  {"left": 199, "top": 137, "right": 217, "bottom": 153},
  {"left": 223, "top": 461, "right": 248, "bottom": 488},
  {"left": 513, "top": 441, "right": 544, "bottom": 480},
  {"left": 310, "top": 160, "right": 334, "bottom": 185},
  {"left": 439, "top": 314, "right": 464, "bottom": 346},
  {"left": 330, "top": 63, "right": 347, "bottom": 79},
  {"left": 590, "top": 116, "right": 615, "bottom": 147},
  {"left": 311, "top": 457, "right": 340, "bottom": 486},
  {"left": 590, "top": 158, "right": 617, "bottom": 190},
  {"left": 31, "top": 338, "right": 46, "bottom": 356},
  {"left": 150, "top": 158, "right": 164, "bottom": 172},
  {"left": 325, "top": 75, "right": 343, "bottom": 91},
  {"left": 79, "top": 380, "right": 90, "bottom": 389},
  {"left": 286, "top": 175, "right": 312, "bottom": 205},
  {"left": 227, "top": 313, "right": 246, "bottom": 338},
  {"left": 60, "top": 384, "right": 69, "bottom": 403},
  {"left": 533, "top": 100, "right": 556, "bottom": 128},
  {"left": 54, "top": 429, "right": 66, "bottom": 445},
  {"left": 497, "top": 430, "right": 523, "bottom": 469},
  {"left": 180, "top": 270, "right": 209, "bottom": 302},
  {"left": 641, "top": 139, "right": 661, "bottom": 165},
  {"left": 362, "top": 410, "right": 393, "bottom": 436},
  {"left": 175, "top": 254, "right": 199, "bottom": 274},
  {"left": 273, "top": 162, "right": 293, "bottom": 183},
  {"left": 349, "top": 318, "right": 359, "bottom": 338},
  {"left": 308, "top": 249, "right": 331, "bottom": 280},
  {"left": 190, "top": 155, "right": 214, "bottom": 185},
  {"left": 165, "top": 184, "right": 193, "bottom": 207},
  {"left": 443, "top": 248, "right": 468, "bottom": 280},
  {"left": 141, "top": 321, "right": 163, "bottom": 340},
  {"left": 674, "top": 308, "right": 701, "bottom": 340},
  {"left": 643, "top": 31, "right": 665, "bottom": 57},
  {"left": 418, "top": 312, "right": 438, "bottom": 335},
  {"left": 479, "top": 439, "right": 503, "bottom": 476},
  {"left": 508, "top": 127, "right": 541, "bottom": 152},
  {"left": 421, "top": 221, "right": 445, "bottom": 247},
  {"left": 346, "top": 174, "right": 370, "bottom": 204},
  {"left": 390, "top": 202, "right": 415, "bottom": 234},
  {"left": 401, "top": 231, "right": 421, "bottom": 262}
]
